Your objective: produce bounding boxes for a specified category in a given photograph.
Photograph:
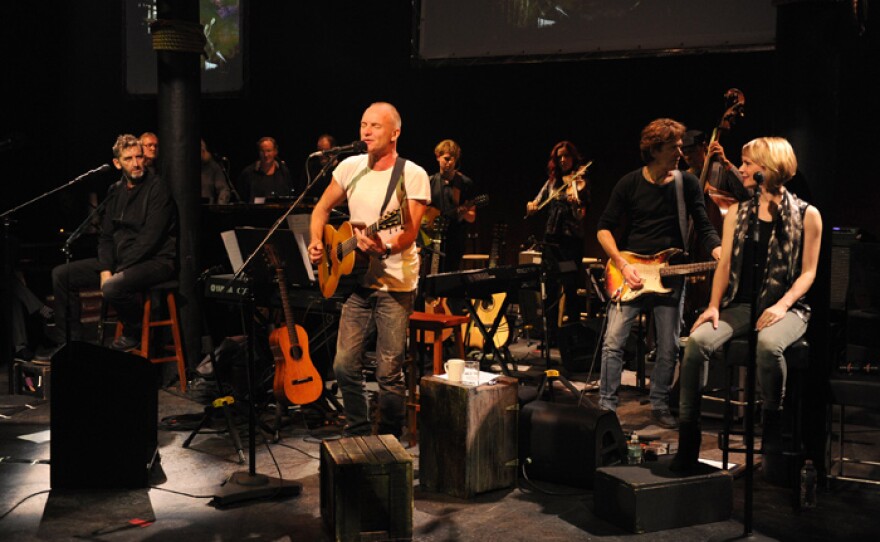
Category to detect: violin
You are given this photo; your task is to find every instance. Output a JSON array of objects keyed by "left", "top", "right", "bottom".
[{"left": 525, "top": 161, "right": 592, "bottom": 218}]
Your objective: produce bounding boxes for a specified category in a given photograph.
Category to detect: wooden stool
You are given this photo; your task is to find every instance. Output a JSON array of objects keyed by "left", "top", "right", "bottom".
[
  {"left": 406, "top": 311, "right": 470, "bottom": 447},
  {"left": 110, "top": 280, "right": 187, "bottom": 392}
]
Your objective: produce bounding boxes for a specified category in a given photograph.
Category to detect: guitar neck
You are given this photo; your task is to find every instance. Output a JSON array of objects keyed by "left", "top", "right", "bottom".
[
  {"left": 430, "top": 239, "right": 441, "bottom": 275},
  {"left": 659, "top": 261, "right": 717, "bottom": 277},
  {"left": 339, "top": 220, "right": 380, "bottom": 258},
  {"left": 275, "top": 269, "right": 299, "bottom": 347}
]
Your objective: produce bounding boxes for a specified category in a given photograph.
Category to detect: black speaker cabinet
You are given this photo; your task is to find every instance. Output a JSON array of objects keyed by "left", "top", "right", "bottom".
[
  {"left": 50, "top": 341, "right": 158, "bottom": 489},
  {"left": 519, "top": 400, "right": 626, "bottom": 488}
]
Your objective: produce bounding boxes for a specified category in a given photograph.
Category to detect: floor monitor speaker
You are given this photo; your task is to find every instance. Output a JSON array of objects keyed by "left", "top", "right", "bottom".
[
  {"left": 50, "top": 341, "right": 158, "bottom": 489},
  {"left": 519, "top": 400, "right": 626, "bottom": 488}
]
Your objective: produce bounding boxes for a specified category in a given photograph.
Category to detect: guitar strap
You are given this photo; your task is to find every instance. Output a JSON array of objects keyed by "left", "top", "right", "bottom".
[
  {"left": 673, "top": 170, "right": 690, "bottom": 258},
  {"left": 381, "top": 156, "right": 407, "bottom": 215}
]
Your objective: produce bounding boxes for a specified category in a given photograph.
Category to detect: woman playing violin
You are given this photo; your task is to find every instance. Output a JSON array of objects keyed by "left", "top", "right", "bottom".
[{"left": 525, "top": 140, "right": 590, "bottom": 339}]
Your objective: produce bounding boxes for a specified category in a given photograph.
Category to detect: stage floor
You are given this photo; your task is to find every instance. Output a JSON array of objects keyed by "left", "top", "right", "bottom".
[{"left": 1, "top": 337, "right": 878, "bottom": 542}]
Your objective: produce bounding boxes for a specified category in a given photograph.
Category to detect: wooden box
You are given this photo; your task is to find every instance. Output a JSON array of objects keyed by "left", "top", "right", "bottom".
[
  {"left": 419, "top": 375, "right": 518, "bottom": 498},
  {"left": 594, "top": 457, "right": 733, "bottom": 533},
  {"left": 320, "top": 434, "right": 413, "bottom": 542}
]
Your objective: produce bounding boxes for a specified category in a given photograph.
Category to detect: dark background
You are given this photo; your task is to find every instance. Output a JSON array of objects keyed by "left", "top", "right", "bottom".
[{"left": 1, "top": 1, "right": 876, "bottom": 289}]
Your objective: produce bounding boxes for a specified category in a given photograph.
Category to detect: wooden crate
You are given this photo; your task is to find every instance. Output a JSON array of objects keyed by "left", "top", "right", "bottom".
[
  {"left": 320, "top": 434, "right": 413, "bottom": 542},
  {"left": 419, "top": 375, "right": 518, "bottom": 498}
]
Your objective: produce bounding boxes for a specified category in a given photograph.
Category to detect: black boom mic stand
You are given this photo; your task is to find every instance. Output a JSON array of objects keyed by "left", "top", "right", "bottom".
[
  {"left": 211, "top": 148, "right": 351, "bottom": 506},
  {"left": 1, "top": 164, "right": 111, "bottom": 389}
]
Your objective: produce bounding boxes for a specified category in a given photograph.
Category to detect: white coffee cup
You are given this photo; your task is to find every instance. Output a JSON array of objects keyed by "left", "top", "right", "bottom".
[{"left": 444, "top": 358, "right": 465, "bottom": 382}]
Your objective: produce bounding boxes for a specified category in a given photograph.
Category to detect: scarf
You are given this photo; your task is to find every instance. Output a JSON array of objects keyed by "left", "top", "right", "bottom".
[{"left": 723, "top": 190, "right": 810, "bottom": 320}]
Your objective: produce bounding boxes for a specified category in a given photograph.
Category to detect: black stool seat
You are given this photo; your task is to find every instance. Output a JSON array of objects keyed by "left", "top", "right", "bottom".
[{"left": 724, "top": 336, "right": 809, "bottom": 370}]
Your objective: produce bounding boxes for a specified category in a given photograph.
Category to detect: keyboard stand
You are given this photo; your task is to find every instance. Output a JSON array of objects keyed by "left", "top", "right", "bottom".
[{"left": 464, "top": 295, "right": 518, "bottom": 376}]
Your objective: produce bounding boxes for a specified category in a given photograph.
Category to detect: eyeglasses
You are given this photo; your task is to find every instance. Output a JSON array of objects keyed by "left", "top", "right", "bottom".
[{"left": 142, "top": 143, "right": 158, "bottom": 148}]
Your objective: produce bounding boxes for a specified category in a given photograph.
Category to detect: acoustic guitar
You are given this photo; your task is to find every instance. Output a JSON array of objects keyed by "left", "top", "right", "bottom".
[
  {"left": 604, "top": 248, "right": 717, "bottom": 304},
  {"left": 318, "top": 208, "right": 403, "bottom": 298},
  {"left": 467, "top": 223, "right": 510, "bottom": 349},
  {"left": 264, "top": 244, "right": 323, "bottom": 406}
]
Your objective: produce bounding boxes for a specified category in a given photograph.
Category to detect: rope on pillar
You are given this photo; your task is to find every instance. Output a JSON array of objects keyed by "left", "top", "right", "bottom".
[{"left": 150, "top": 19, "right": 206, "bottom": 54}]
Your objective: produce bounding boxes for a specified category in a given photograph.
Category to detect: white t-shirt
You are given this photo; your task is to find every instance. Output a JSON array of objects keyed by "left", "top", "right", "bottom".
[{"left": 333, "top": 154, "right": 430, "bottom": 292}]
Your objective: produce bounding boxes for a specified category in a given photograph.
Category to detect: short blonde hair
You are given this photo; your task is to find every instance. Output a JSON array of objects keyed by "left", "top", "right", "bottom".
[
  {"left": 434, "top": 139, "right": 461, "bottom": 160},
  {"left": 742, "top": 137, "right": 798, "bottom": 187}
]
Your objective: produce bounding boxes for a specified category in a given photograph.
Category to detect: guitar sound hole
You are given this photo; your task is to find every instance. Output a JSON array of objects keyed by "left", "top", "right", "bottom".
[{"left": 289, "top": 346, "right": 303, "bottom": 359}]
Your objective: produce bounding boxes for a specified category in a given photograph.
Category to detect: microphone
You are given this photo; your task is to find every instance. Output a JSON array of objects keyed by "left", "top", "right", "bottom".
[
  {"left": 199, "top": 264, "right": 226, "bottom": 279},
  {"left": 98, "top": 163, "right": 113, "bottom": 172},
  {"left": 309, "top": 140, "right": 367, "bottom": 158},
  {"left": 753, "top": 171, "right": 764, "bottom": 185}
]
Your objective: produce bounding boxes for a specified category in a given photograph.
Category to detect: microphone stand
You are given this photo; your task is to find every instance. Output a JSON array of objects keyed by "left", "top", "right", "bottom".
[
  {"left": 0, "top": 164, "right": 110, "bottom": 390},
  {"left": 58, "top": 182, "right": 120, "bottom": 348},
  {"left": 743, "top": 186, "right": 762, "bottom": 539},
  {"left": 213, "top": 151, "right": 343, "bottom": 506},
  {"left": 218, "top": 157, "right": 243, "bottom": 203}
]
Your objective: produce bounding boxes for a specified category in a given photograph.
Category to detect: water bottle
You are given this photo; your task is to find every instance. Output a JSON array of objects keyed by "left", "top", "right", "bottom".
[
  {"left": 627, "top": 433, "right": 643, "bottom": 465},
  {"left": 799, "top": 459, "right": 817, "bottom": 509}
]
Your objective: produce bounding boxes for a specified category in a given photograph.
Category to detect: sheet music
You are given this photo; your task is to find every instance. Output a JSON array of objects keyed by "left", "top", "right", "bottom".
[
  {"left": 221, "top": 229, "right": 244, "bottom": 271},
  {"left": 287, "top": 214, "right": 315, "bottom": 282}
]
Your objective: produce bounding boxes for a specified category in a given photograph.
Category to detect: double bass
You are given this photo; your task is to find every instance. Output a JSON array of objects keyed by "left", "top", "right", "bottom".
[
  {"left": 683, "top": 89, "right": 746, "bottom": 328},
  {"left": 698, "top": 88, "right": 746, "bottom": 222}
]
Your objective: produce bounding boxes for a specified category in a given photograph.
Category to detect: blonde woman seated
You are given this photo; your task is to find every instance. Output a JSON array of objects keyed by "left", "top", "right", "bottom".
[{"left": 671, "top": 137, "right": 822, "bottom": 472}]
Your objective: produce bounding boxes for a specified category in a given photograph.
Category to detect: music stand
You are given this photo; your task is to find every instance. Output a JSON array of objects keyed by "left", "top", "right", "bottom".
[
  {"left": 211, "top": 232, "right": 304, "bottom": 506},
  {"left": 228, "top": 227, "right": 312, "bottom": 290}
]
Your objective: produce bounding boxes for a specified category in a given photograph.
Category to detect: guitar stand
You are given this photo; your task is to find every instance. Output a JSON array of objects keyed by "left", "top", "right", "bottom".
[
  {"left": 264, "top": 385, "right": 344, "bottom": 442},
  {"left": 183, "top": 395, "right": 246, "bottom": 464}
]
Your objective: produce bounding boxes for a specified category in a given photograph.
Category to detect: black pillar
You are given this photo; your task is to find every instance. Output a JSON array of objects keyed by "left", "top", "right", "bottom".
[{"left": 156, "top": 0, "right": 202, "bottom": 379}]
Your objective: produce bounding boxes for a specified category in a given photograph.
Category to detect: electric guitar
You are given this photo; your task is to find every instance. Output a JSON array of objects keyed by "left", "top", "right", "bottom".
[
  {"left": 420, "top": 216, "right": 455, "bottom": 344},
  {"left": 264, "top": 245, "right": 323, "bottom": 406},
  {"left": 604, "top": 248, "right": 717, "bottom": 303},
  {"left": 422, "top": 194, "right": 489, "bottom": 238},
  {"left": 467, "top": 223, "right": 510, "bottom": 349},
  {"left": 318, "top": 208, "right": 404, "bottom": 298}
]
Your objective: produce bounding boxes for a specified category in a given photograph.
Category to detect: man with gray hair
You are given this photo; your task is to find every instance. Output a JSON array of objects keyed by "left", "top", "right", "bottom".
[{"left": 43, "top": 134, "right": 177, "bottom": 355}]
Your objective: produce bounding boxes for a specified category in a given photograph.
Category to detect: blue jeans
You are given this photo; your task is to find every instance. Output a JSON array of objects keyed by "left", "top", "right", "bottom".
[
  {"left": 599, "top": 281, "right": 684, "bottom": 412},
  {"left": 334, "top": 286, "right": 413, "bottom": 437},
  {"left": 678, "top": 302, "right": 808, "bottom": 422}
]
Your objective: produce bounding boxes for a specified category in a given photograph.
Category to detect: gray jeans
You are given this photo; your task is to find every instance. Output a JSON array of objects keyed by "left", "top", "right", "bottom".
[
  {"left": 333, "top": 287, "right": 413, "bottom": 437},
  {"left": 678, "top": 302, "right": 808, "bottom": 422}
]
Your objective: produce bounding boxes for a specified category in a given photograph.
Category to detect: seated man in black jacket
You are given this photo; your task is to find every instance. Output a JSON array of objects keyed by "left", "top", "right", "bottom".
[{"left": 45, "top": 134, "right": 177, "bottom": 354}]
